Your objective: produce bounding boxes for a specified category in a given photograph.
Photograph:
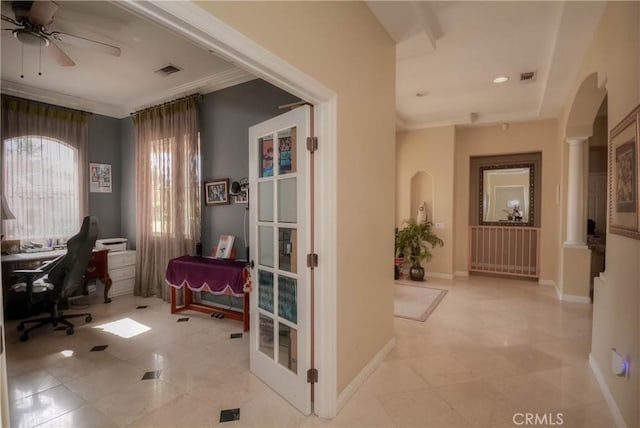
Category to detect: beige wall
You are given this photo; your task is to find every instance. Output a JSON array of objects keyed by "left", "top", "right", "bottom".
[
  {"left": 396, "top": 126, "right": 455, "bottom": 276},
  {"left": 559, "top": 2, "right": 640, "bottom": 426},
  {"left": 453, "top": 120, "right": 561, "bottom": 281},
  {"left": 197, "top": 2, "right": 396, "bottom": 395},
  {"left": 561, "top": 247, "right": 591, "bottom": 297}
]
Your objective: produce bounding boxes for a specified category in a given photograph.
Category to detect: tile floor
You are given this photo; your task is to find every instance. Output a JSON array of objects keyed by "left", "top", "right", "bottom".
[{"left": 5, "top": 275, "right": 615, "bottom": 427}]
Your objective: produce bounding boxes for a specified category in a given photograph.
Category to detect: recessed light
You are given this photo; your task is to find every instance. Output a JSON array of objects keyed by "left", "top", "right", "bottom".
[
  {"left": 415, "top": 91, "right": 428, "bottom": 97},
  {"left": 493, "top": 76, "right": 509, "bottom": 84}
]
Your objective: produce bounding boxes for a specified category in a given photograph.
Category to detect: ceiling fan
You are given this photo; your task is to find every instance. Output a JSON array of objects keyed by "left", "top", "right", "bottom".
[{"left": 1, "top": 0, "right": 121, "bottom": 69}]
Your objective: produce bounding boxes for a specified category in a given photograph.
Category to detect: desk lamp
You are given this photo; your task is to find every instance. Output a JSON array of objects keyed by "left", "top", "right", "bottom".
[{"left": 1, "top": 194, "right": 16, "bottom": 240}]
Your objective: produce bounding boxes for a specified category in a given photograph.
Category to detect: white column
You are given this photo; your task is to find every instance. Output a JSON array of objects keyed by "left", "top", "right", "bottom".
[{"left": 565, "top": 137, "right": 588, "bottom": 246}]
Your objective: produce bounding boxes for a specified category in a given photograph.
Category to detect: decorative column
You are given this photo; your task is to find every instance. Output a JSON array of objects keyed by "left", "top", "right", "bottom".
[{"left": 565, "top": 137, "right": 588, "bottom": 246}]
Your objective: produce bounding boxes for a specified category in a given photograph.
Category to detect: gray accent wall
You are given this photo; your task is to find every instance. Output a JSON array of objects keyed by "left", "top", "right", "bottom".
[
  {"left": 118, "top": 79, "right": 299, "bottom": 254},
  {"left": 200, "top": 79, "right": 299, "bottom": 257},
  {"left": 88, "top": 113, "right": 122, "bottom": 239}
]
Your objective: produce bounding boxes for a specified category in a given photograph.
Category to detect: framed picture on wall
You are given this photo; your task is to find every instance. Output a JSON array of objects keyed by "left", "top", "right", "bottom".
[
  {"left": 609, "top": 104, "right": 640, "bottom": 240},
  {"left": 89, "top": 163, "right": 112, "bottom": 193},
  {"left": 204, "top": 179, "right": 229, "bottom": 205},
  {"left": 234, "top": 188, "right": 248, "bottom": 204}
]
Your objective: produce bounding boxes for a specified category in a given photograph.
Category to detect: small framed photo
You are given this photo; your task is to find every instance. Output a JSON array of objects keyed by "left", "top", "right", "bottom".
[
  {"left": 609, "top": 104, "right": 640, "bottom": 240},
  {"left": 204, "top": 179, "right": 229, "bottom": 205},
  {"left": 234, "top": 188, "right": 248, "bottom": 204}
]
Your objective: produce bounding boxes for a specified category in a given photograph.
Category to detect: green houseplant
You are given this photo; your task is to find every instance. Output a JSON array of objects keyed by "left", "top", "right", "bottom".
[{"left": 395, "top": 218, "right": 444, "bottom": 281}]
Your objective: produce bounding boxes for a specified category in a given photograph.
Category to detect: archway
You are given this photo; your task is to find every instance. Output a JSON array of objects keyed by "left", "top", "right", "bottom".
[{"left": 562, "top": 72, "right": 607, "bottom": 301}]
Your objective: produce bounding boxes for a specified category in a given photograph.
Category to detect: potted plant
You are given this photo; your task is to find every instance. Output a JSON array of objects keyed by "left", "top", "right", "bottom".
[{"left": 395, "top": 218, "right": 444, "bottom": 281}]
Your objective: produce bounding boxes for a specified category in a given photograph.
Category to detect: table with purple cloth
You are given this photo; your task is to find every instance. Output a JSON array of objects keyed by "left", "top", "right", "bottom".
[{"left": 165, "top": 255, "right": 250, "bottom": 331}]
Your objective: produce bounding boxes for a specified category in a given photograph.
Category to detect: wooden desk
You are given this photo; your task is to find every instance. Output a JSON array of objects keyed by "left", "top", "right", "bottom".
[
  {"left": 85, "top": 250, "right": 112, "bottom": 303},
  {"left": 2, "top": 249, "right": 112, "bottom": 303},
  {"left": 165, "top": 256, "right": 250, "bottom": 331}
]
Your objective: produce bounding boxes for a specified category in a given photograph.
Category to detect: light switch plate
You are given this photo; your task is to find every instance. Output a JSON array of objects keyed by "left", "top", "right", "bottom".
[{"left": 435, "top": 222, "right": 445, "bottom": 229}]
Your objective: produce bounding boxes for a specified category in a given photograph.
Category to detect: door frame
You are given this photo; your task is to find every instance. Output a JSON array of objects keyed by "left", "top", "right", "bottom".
[{"left": 121, "top": 0, "right": 338, "bottom": 417}]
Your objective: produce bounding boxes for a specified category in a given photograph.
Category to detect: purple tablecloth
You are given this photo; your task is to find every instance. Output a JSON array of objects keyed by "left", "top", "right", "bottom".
[{"left": 165, "top": 256, "right": 247, "bottom": 297}]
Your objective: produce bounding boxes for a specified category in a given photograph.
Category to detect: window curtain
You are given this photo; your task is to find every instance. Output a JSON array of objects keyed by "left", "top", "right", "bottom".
[
  {"left": 133, "top": 96, "right": 201, "bottom": 300},
  {"left": 1, "top": 96, "right": 89, "bottom": 241}
]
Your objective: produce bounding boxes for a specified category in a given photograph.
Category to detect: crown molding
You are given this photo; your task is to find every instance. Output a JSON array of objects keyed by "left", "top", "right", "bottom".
[
  {"left": 401, "top": 109, "right": 555, "bottom": 131},
  {"left": 1, "top": 79, "right": 125, "bottom": 117},
  {"left": 2, "top": 67, "right": 256, "bottom": 119},
  {"left": 127, "top": 67, "right": 255, "bottom": 113}
]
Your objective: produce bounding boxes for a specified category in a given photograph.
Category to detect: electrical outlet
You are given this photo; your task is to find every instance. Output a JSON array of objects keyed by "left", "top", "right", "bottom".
[{"left": 435, "top": 222, "right": 445, "bottom": 229}]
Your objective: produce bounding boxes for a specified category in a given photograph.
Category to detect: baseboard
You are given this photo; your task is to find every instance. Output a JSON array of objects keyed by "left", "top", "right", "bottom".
[
  {"left": 454, "top": 271, "right": 469, "bottom": 278},
  {"left": 426, "top": 272, "right": 454, "bottom": 280},
  {"left": 548, "top": 281, "right": 590, "bottom": 303},
  {"left": 336, "top": 337, "right": 396, "bottom": 413},
  {"left": 538, "top": 279, "right": 556, "bottom": 287},
  {"left": 560, "top": 293, "right": 591, "bottom": 304},
  {"left": 589, "top": 353, "right": 628, "bottom": 428},
  {"left": 554, "top": 283, "right": 562, "bottom": 300},
  {"left": 562, "top": 294, "right": 591, "bottom": 303},
  {"left": 109, "top": 290, "right": 135, "bottom": 298}
]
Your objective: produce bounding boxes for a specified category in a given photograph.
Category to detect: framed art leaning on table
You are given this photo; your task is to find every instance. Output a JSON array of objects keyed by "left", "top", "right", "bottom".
[
  {"left": 609, "top": 104, "right": 640, "bottom": 240},
  {"left": 214, "top": 235, "right": 235, "bottom": 259}
]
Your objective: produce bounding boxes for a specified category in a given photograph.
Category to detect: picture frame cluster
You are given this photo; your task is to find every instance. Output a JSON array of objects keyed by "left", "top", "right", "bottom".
[{"left": 204, "top": 178, "right": 248, "bottom": 205}]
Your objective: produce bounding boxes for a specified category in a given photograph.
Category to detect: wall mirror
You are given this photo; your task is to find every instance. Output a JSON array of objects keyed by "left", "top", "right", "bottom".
[{"left": 479, "top": 163, "right": 535, "bottom": 225}]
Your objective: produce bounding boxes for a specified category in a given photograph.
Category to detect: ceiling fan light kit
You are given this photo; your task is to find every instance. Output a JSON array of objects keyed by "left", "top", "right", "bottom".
[
  {"left": 13, "top": 28, "right": 48, "bottom": 46},
  {"left": 2, "top": 0, "right": 121, "bottom": 76}
]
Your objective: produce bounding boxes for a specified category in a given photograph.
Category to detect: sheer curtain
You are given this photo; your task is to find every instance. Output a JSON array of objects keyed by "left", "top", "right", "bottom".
[
  {"left": 133, "top": 96, "right": 201, "bottom": 300},
  {"left": 1, "top": 96, "right": 88, "bottom": 242}
]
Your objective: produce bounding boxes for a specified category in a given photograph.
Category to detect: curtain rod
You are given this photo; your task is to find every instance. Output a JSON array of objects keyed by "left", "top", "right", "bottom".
[
  {"left": 131, "top": 93, "right": 202, "bottom": 116},
  {"left": 1, "top": 94, "right": 92, "bottom": 115}
]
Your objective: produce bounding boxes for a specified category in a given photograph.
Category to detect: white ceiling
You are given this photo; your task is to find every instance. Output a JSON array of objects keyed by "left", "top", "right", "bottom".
[
  {"left": 367, "top": 1, "right": 606, "bottom": 129},
  {"left": 1, "top": 1, "right": 606, "bottom": 128},
  {"left": 0, "top": 1, "right": 253, "bottom": 118}
]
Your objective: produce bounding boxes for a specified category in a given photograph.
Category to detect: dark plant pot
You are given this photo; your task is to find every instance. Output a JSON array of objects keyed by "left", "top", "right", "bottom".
[
  {"left": 394, "top": 257, "right": 404, "bottom": 280},
  {"left": 409, "top": 266, "right": 424, "bottom": 281}
]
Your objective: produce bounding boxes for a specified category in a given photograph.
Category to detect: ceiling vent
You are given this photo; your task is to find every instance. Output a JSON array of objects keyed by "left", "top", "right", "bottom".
[
  {"left": 520, "top": 71, "right": 537, "bottom": 83},
  {"left": 155, "top": 64, "right": 182, "bottom": 76}
]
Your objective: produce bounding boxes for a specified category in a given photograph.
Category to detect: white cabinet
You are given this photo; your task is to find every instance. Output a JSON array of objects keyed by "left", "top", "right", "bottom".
[{"left": 108, "top": 250, "right": 136, "bottom": 297}]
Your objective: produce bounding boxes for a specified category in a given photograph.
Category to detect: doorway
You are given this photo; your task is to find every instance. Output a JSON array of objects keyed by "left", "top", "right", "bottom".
[
  {"left": 116, "top": 1, "right": 338, "bottom": 417},
  {"left": 587, "top": 97, "right": 608, "bottom": 301}
]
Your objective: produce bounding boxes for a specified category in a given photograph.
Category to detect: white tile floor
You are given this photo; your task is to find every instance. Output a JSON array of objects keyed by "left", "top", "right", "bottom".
[{"left": 5, "top": 275, "right": 614, "bottom": 427}]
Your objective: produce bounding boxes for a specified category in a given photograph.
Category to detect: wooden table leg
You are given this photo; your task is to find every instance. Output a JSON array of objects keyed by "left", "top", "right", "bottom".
[
  {"left": 243, "top": 292, "right": 250, "bottom": 332},
  {"left": 170, "top": 286, "right": 177, "bottom": 313},
  {"left": 103, "top": 275, "right": 112, "bottom": 303},
  {"left": 185, "top": 286, "right": 193, "bottom": 306}
]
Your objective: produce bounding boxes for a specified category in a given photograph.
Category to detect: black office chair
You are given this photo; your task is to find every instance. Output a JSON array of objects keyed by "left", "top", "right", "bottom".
[{"left": 9, "top": 216, "right": 99, "bottom": 341}]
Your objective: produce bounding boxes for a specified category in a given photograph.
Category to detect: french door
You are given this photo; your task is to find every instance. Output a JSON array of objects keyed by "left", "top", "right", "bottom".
[{"left": 248, "top": 106, "right": 312, "bottom": 414}]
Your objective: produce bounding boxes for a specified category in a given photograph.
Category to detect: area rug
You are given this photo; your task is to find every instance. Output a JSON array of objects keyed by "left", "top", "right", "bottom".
[{"left": 393, "top": 283, "right": 447, "bottom": 322}]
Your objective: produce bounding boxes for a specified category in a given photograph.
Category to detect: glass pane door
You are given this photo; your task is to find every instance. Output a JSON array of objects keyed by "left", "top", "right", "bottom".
[{"left": 249, "top": 106, "right": 310, "bottom": 415}]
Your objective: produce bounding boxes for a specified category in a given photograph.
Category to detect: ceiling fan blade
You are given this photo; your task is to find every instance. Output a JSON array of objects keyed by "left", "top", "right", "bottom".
[
  {"left": 28, "top": 0, "right": 59, "bottom": 27},
  {"left": 52, "top": 31, "right": 121, "bottom": 57},
  {"left": 1, "top": 13, "right": 19, "bottom": 25},
  {"left": 49, "top": 41, "right": 75, "bottom": 66}
]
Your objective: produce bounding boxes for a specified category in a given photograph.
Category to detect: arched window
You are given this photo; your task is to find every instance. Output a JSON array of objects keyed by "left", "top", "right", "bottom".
[{"left": 3, "top": 135, "right": 80, "bottom": 242}]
